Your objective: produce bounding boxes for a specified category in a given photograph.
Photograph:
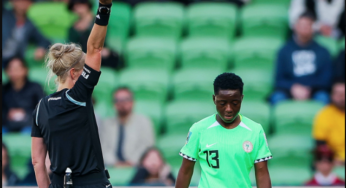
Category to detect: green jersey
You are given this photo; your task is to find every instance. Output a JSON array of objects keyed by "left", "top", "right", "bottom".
[{"left": 180, "top": 114, "right": 272, "bottom": 188}]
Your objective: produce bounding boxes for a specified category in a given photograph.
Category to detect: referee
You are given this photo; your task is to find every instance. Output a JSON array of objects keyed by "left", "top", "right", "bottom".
[{"left": 31, "top": 0, "right": 113, "bottom": 187}]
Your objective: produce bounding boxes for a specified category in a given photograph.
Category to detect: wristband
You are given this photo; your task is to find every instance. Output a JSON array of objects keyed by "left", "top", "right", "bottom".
[{"left": 95, "top": 3, "right": 112, "bottom": 26}]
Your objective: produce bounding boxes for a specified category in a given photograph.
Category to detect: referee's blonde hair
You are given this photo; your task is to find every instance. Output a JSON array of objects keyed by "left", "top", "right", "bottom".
[{"left": 46, "top": 43, "right": 85, "bottom": 87}]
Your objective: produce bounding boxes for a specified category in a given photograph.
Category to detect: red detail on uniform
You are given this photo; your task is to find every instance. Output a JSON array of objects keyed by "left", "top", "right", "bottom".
[{"left": 305, "top": 177, "right": 345, "bottom": 186}]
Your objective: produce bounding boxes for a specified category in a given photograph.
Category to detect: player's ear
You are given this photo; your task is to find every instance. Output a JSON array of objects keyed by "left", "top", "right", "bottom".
[{"left": 213, "top": 95, "right": 216, "bottom": 104}]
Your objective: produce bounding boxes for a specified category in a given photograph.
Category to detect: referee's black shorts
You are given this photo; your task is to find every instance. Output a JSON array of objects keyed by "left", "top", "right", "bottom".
[{"left": 50, "top": 171, "right": 112, "bottom": 188}]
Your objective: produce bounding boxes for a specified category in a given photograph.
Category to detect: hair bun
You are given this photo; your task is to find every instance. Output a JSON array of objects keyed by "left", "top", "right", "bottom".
[{"left": 50, "top": 43, "right": 76, "bottom": 59}]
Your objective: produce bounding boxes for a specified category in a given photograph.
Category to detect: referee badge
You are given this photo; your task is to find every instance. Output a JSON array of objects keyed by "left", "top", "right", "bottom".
[
  {"left": 243, "top": 141, "right": 253, "bottom": 153},
  {"left": 185, "top": 131, "right": 192, "bottom": 145}
]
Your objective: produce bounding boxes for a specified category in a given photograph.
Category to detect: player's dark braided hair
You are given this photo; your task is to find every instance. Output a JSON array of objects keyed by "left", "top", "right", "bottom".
[{"left": 213, "top": 73, "right": 244, "bottom": 95}]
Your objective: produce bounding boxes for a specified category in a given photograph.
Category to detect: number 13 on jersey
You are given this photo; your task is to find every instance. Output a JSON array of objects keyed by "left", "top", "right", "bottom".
[{"left": 203, "top": 150, "right": 220, "bottom": 169}]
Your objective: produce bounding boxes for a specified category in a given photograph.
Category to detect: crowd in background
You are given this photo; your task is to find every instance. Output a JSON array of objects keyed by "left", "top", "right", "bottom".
[{"left": 2, "top": 0, "right": 345, "bottom": 186}]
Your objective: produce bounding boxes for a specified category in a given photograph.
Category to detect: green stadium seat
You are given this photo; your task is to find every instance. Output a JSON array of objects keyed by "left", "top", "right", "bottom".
[
  {"left": 268, "top": 134, "right": 314, "bottom": 168},
  {"left": 231, "top": 37, "right": 284, "bottom": 70},
  {"left": 125, "top": 37, "right": 178, "bottom": 71},
  {"left": 24, "top": 45, "right": 45, "bottom": 68},
  {"left": 186, "top": 2, "right": 238, "bottom": 40},
  {"left": 107, "top": 167, "right": 136, "bottom": 186},
  {"left": 157, "top": 133, "right": 201, "bottom": 186},
  {"left": 2, "top": 69, "right": 8, "bottom": 85},
  {"left": 315, "top": 35, "right": 339, "bottom": 57},
  {"left": 93, "top": 67, "right": 118, "bottom": 105},
  {"left": 133, "top": 2, "right": 184, "bottom": 39},
  {"left": 180, "top": 37, "right": 231, "bottom": 71},
  {"left": 3, "top": 133, "right": 32, "bottom": 179},
  {"left": 173, "top": 69, "right": 221, "bottom": 101},
  {"left": 119, "top": 68, "right": 170, "bottom": 103},
  {"left": 240, "top": 4, "right": 288, "bottom": 39},
  {"left": 269, "top": 166, "right": 312, "bottom": 186},
  {"left": 232, "top": 68, "right": 273, "bottom": 101},
  {"left": 93, "top": 99, "right": 115, "bottom": 119},
  {"left": 157, "top": 133, "right": 187, "bottom": 167},
  {"left": 333, "top": 166, "right": 345, "bottom": 180},
  {"left": 106, "top": 2, "right": 132, "bottom": 54},
  {"left": 165, "top": 100, "right": 215, "bottom": 134},
  {"left": 134, "top": 100, "right": 164, "bottom": 137},
  {"left": 273, "top": 100, "right": 325, "bottom": 135},
  {"left": 28, "top": 67, "right": 57, "bottom": 95},
  {"left": 240, "top": 101, "right": 271, "bottom": 134},
  {"left": 27, "top": 2, "right": 77, "bottom": 41}
]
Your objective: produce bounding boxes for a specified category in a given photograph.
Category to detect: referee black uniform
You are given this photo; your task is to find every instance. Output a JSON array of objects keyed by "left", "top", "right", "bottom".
[{"left": 31, "top": 64, "right": 112, "bottom": 188}]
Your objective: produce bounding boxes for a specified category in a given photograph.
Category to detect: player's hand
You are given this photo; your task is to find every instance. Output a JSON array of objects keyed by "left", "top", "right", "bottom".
[
  {"left": 99, "top": 0, "right": 112, "bottom": 5},
  {"left": 34, "top": 48, "right": 46, "bottom": 61}
]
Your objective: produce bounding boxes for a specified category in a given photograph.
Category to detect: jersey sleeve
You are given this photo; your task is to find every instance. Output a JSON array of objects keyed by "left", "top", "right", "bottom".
[
  {"left": 179, "top": 124, "right": 200, "bottom": 162},
  {"left": 254, "top": 127, "right": 272, "bottom": 163},
  {"left": 31, "top": 100, "right": 43, "bottom": 138},
  {"left": 66, "top": 64, "right": 101, "bottom": 106}
]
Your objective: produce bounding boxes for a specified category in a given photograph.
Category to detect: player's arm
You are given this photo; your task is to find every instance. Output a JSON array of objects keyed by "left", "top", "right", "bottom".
[
  {"left": 32, "top": 137, "right": 50, "bottom": 188},
  {"left": 85, "top": 0, "right": 112, "bottom": 71},
  {"left": 175, "top": 158, "right": 195, "bottom": 188},
  {"left": 254, "top": 161, "right": 271, "bottom": 188}
]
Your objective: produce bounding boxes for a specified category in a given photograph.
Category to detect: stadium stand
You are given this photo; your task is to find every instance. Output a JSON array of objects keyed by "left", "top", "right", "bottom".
[
  {"left": 28, "top": 66, "right": 56, "bottom": 95},
  {"left": 180, "top": 37, "right": 231, "bottom": 71},
  {"left": 106, "top": 2, "right": 132, "bottom": 54},
  {"left": 27, "top": 1, "right": 77, "bottom": 42},
  {"left": 273, "top": 100, "right": 325, "bottom": 136},
  {"left": 315, "top": 35, "right": 340, "bottom": 58},
  {"left": 125, "top": 37, "right": 178, "bottom": 71},
  {"left": 133, "top": 2, "right": 185, "bottom": 39},
  {"left": 2, "top": 0, "right": 345, "bottom": 186},
  {"left": 240, "top": 4, "right": 288, "bottom": 39},
  {"left": 118, "top": 68, "right": 170, "bottom": 103},
  {"left": 164, "top": 100, "right": 215, "bottom": 134},
  {"left": 186, "top": 2, "right": 238, "bottom": 40},
  {"left": 172, "top": 68, "right": 220, "bottom": 101},
  {"left": 2, "top": 133, "right": 32, "bottom": 179},
  {"left": 230, "top": 36, "right": 284, "bottom": 70},
  {"left": 232, "top": 67, "right": 273, "bottom": 101},
  {"left": 240, "top": 101, "right": 271, "bottom": 134},
  {"left": 134, "top": 100, "right": 164, "bottom": 136}
]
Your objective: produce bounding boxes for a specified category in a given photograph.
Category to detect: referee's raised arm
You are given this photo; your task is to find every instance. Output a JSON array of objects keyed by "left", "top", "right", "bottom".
[{"left": 85, "top": 0, "right": 113, "bottom": 71}]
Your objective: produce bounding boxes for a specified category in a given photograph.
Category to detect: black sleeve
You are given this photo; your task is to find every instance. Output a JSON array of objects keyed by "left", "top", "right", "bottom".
[
  {"left": 66, "top": 64, "right": 101, "bottom": 106},
  {"left": 31, "top": 100, "right": 43, "bottom": 138},
  {"left": 130, "top": 167, "right": 149, "bottom": 184}
]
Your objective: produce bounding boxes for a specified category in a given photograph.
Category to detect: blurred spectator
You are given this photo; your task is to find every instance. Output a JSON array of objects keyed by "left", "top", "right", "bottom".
[
  {"left": 2, "top": 57, "right": 45, "bottom": 133},
  {"left": 271, "top": 12, "right": 332, "bottom": 105},
  {"left": 289, "top": 0, "right": 345, "bottom": 38},
  {"left": 99, "top": 87, "right": 155, "bottom": 167},
  {"left": 2, "top": 143, "right": 20, "bottom": 186},
  {"left": 67, "top": 0, "right": 121, "bottom": 69},
  {"left": 313, "top": 80, "right": 345, "bottom": 165},
  {"left": 2, "top": 0, "right": 51, "bottom": 68},
  {"left": 305, "top": 145, "right": 345, "bottom": 186},
  {"left": 333, "top": 50, "right": 345, "bottom": 81},
  {"left": 130, "top": 147, "right": 175, "bottom": 186}
]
